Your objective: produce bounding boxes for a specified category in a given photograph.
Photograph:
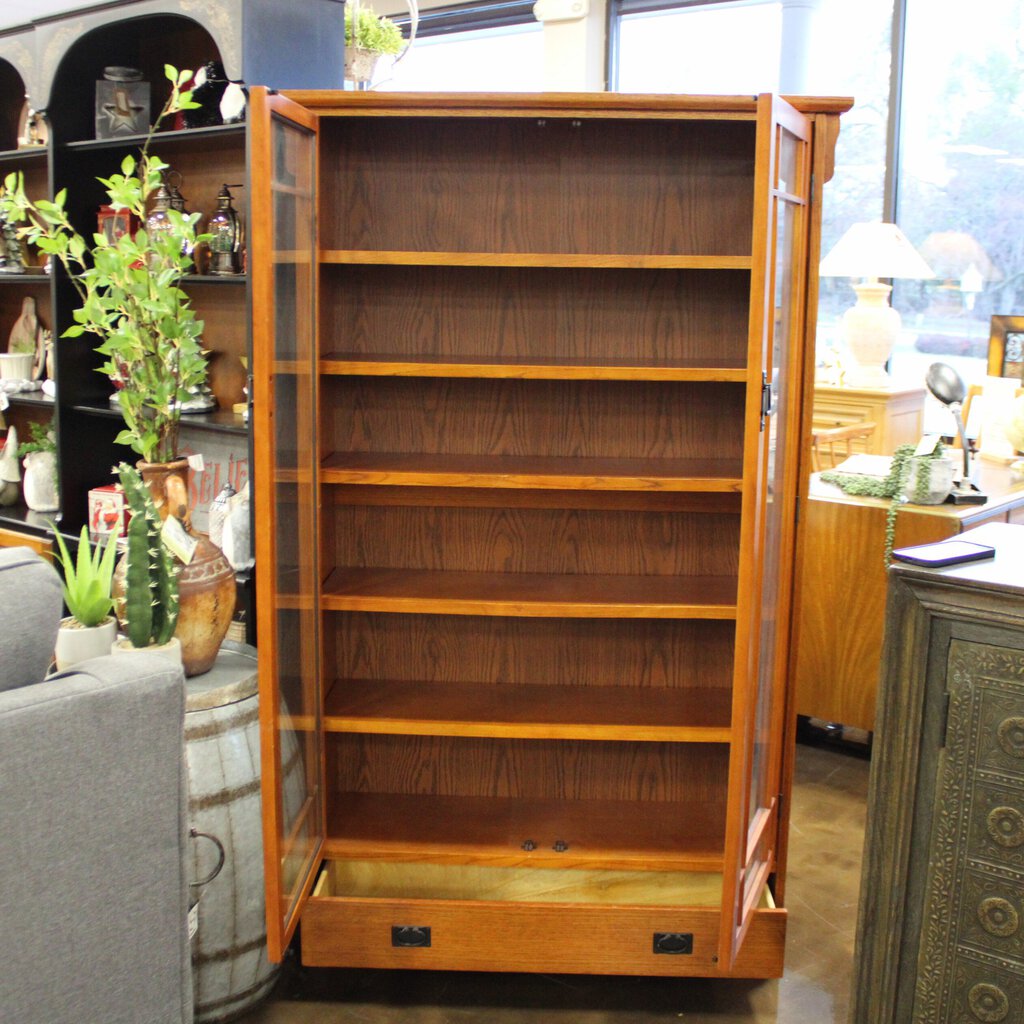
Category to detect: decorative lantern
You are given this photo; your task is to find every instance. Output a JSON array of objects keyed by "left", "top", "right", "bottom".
[
  {"left": 167, "top": 172, "right": 195, "bottom": 257},
  {"left": 144, "top": 183, "right": 174, "bottom": 269},
  {"left": 207, "top": 184, "right": 243, "bottom": 275}
]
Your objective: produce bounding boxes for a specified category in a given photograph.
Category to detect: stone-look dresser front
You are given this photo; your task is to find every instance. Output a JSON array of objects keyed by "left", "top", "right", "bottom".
[{"left": 850, "top": 522, "right": 1024, "bottom": 1024}]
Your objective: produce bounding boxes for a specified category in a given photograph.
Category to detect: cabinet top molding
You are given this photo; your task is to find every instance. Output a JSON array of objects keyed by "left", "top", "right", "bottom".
[{"left": 279, "top": 89, "right": 854, "bottom": 120}]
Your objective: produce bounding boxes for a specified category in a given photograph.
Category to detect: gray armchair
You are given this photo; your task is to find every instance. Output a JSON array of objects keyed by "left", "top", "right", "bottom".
[{"left": 0, "top": 546, "right": 193, "bottom": 1024}]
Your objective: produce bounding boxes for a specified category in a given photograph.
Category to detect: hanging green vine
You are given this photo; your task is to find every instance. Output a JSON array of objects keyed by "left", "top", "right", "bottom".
[{"left": 821, "top": 441, "right": 949, "bottom": 567}]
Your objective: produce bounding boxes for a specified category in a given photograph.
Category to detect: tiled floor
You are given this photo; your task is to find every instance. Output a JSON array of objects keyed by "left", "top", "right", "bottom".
[{"left": 240, "top": 742, "right": 870, "bottom": 1024}]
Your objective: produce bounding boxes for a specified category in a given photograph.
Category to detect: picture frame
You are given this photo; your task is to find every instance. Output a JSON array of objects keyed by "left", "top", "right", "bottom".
[{"left": 987, "top": 314, "right": 1024, "bottom": 381}]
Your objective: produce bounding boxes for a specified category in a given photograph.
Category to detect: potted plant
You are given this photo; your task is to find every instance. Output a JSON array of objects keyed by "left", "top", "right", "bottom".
[
  {"left": 345, "top": 4, "right": 405, "bottom": 82},
  {"left": 821, "top": 440, "right": 954, "bottom": 566},
  {"left": 1, "top": 66, "right": 236, "bottom": 676},
  {"left": 50, "top": 526, "right": 119, "bottom": 669},
  {"left": 110, "top": 461, "right": 181, "bottom": 660},
  {"left": 16, "top": 420, "right": 58, "bottom": 512},
  {"left": 0, "top": 65, "right": 207, "bottom": 467}
]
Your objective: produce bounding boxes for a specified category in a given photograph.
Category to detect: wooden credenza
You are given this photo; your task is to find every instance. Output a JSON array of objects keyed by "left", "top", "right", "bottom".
[
  {"left": 250, "top": 90, "right": 849, "bottom": 978},
  {"left": 812, "top": 382, "right": 925, "bottom": 455},
  {"left": 851, "top": 522, "right": 1024, "bottom": 1024},
  {"left": 794, "top": 461, "right": 1024, "bottom": 731}
]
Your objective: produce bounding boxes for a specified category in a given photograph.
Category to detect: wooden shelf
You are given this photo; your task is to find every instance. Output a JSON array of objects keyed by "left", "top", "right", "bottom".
[
  {"left": 186, "top": 273, "right": 248, "bottom": 285},
  {"left": 321, "top": 250, "right": 753, "bottom": 270},
  {"left": 0, "top": 272, "right": 49, "bottom": 283},
  {"left": 3, "top": 390, "right": 54, "bottom": 407},
  {"left": 62, "top": 122, "right": 245, "bottom": 153},
  {"left": 319, "top": 353, "right": 748, "bottom": 382},
  {"left": 70, "top": 403, "right": 248, "bottom": 436},
  {"left": 322, "top": 568, "right": 738, "bottom": 618},
  {"left": 324, "top": 679, "right": 733, "bottom": 742},
  {"left": 323, "top": 792, "right": 726, "bottom": 872},
  {"left": 321, "top": 452, "right": 743, "bottom": 492},
  {"left": 0, "top": 147, "right": 47, "bottom": 164}
]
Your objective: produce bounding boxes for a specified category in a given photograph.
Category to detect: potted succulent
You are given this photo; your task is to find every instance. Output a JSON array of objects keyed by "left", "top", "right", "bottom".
[
  {"left": 51, "top": 526, "right": 119, "bottom": 670},
  {"left": 821, "top": 440, "right": 954, "bottom": 566},
  {"left": 345, "top": 4, "right": 406, "bottom": 82},
  {"left": 0, "top": 65, "right": 208, "bottom": 467},
  {"left": 110, "top": 461, "right": 181, "bottom": 660}
]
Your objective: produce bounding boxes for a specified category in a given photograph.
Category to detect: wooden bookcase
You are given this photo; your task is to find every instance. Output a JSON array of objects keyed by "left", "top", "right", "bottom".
[{"left": 251, "top": 90, "right": 848, "bottom": 978}]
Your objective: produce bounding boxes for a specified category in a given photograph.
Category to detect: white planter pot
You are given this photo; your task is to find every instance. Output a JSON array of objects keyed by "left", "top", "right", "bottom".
[
  {"left": 22, "top": 450, "right": 58, "bottom": 512},
  {"left": 54, "top": 615, "right": 118, "bottom": 671},
  {"left": 111, "top": 634, "right": 183, "bottom": 664},
  {"left": 906, "top": 456, "right": 956, "bottom": 505},
  {"left": 344, "top": 46, "right": 380, "bottom": 83}
]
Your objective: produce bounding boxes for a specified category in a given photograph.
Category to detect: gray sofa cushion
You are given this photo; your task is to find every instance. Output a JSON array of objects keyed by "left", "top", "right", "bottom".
[
  {"left": 0, "top": 545, "right": 62, "bottom": 691},
  {"left": 0, "top": 650, "right": 192, "bottom": 1023}
]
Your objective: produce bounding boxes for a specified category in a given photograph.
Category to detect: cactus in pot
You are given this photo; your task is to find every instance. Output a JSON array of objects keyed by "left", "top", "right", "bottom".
[{"left": 115, "top": 461, "right": 180, "bottom": 648}]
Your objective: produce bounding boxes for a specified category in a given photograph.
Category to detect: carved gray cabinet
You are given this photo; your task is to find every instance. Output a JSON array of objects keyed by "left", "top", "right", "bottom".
[{"left": 851, "top": 522, "right": 1024, "bottom": 1024}]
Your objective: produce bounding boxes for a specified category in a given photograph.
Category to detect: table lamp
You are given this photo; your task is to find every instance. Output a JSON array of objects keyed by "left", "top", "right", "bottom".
[{"left": 820, "top": 222, "right": 934, "bottom": 387}]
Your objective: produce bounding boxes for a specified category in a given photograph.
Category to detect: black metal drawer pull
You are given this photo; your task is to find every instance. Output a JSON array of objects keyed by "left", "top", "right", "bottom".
[
  {"left": 392, "top": 925, "right": 431, "bottom": 948},
  {"left": 653, "top": 932, "right": 693, "bottom": 955}
]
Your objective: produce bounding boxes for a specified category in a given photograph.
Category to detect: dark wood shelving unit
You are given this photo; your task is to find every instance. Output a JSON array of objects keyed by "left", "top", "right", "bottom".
[{"left": 0, "top": 1, "right": 344, "bottom": 633}]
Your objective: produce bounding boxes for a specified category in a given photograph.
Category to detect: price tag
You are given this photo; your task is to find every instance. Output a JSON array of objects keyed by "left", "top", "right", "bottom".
[
  {"left": 914, "top": 434, "right": 941, "bottom": 456},
  {"left": 162, "top": 516, "right": 198, "bottom": 564},
  {"left": 187, "top": 453, "right": 205, "bottom": 473}
]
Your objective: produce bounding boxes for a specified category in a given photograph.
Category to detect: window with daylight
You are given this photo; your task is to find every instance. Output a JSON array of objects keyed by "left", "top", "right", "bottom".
[
  {"left": 381, "top": 0, "right": 544, "bottom": 91},
  {"left": 889, "top": 0, "right": 1024, "bottom": 390},
  {"left": 810, "top": 0, "right": 893, "bottom": 376},
  {"left": 614, "top": 0, "right": 782, "bottom": 94}
]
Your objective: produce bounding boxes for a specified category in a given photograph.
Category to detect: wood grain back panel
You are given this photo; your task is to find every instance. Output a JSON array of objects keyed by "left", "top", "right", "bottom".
[
  {"left": 328, "top": 733, "right": 730, "bottom": 804},
  {"left": 322, "top": 377, "right": 746, "bottom": 462},
  {"left": 319, "top": 117, "right": 756, "bottom": 256},
  {"left": 320, "top": 265, "right": 750, "bottom": 367},
  {"left": 327, "top": 502, "right": 740, "bottom": 577},
  {"left": 327, "top": 614, "right": 734, "bottom": 690}
]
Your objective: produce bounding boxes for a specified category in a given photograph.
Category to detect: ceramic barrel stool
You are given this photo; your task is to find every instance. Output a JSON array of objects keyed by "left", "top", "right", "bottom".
[{"left": 185, "top": 643, "right": 278, "bottom": 1022}]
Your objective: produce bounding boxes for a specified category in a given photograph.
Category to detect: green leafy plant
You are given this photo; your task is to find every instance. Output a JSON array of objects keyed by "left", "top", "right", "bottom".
[
  {"left": 116, "top": 461, "right": 180, "bottom": 647},
  {"left": 15, "top": 420, "right": 58, "bottom": 492},
  {"left": 51, "top": 526, "right": 119, "bottom": 628},
  {"left": 0, "top": 66, "right": 209, "bottom": 465},
  {"left": 14, "top": 420, "right": 55, "bottom": 458},
  {"left": 345, "top": 5, "right": 405, "bottom": 55},
  {"left": 821, "top": 441, "right": 950, "bottom": 566}
]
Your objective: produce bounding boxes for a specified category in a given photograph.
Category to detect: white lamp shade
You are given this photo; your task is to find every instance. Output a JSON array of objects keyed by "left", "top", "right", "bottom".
[{"left": 820, "top": 222, "right": 935, "bottom": 281}]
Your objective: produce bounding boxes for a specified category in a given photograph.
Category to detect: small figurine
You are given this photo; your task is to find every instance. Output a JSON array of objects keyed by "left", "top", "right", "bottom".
[
  {"left": 9, "top": 296, "right": 45, "bottom": 379},
  {"left": 208, "top": 482, "right": 236, "bottom": 549},
  {"left": 0, "top": 210, "right": 25, "bottom": 274},
  {"left": 0, "top": 426, "right": 19, "bottom": 506}
]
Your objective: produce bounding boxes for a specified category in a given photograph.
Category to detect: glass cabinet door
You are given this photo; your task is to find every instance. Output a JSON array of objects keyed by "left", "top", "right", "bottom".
[
  {"left": 250, "top": 88, "right": 322, "bottom": 962},
  {"left": 723, "top": 94, "right": 812, "bottom": 969}
]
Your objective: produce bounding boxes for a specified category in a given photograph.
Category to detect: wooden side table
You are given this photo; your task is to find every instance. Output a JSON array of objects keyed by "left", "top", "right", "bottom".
[
  {"left": 813, "top": 382, "right": 925, "bottom": 455},
  {"left": 793, "top": 461, "right": 1024, "bottom": 731}
]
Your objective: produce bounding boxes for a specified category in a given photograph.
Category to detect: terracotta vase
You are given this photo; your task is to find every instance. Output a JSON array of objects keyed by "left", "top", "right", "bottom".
[{"left": 135, "top": 458, "right": 236, "bottom": 677}]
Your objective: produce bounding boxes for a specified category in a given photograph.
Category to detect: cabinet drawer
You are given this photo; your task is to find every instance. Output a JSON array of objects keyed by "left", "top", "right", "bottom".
[{"left": 301, "top": 861, "right": 785, "bottom": 977}]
